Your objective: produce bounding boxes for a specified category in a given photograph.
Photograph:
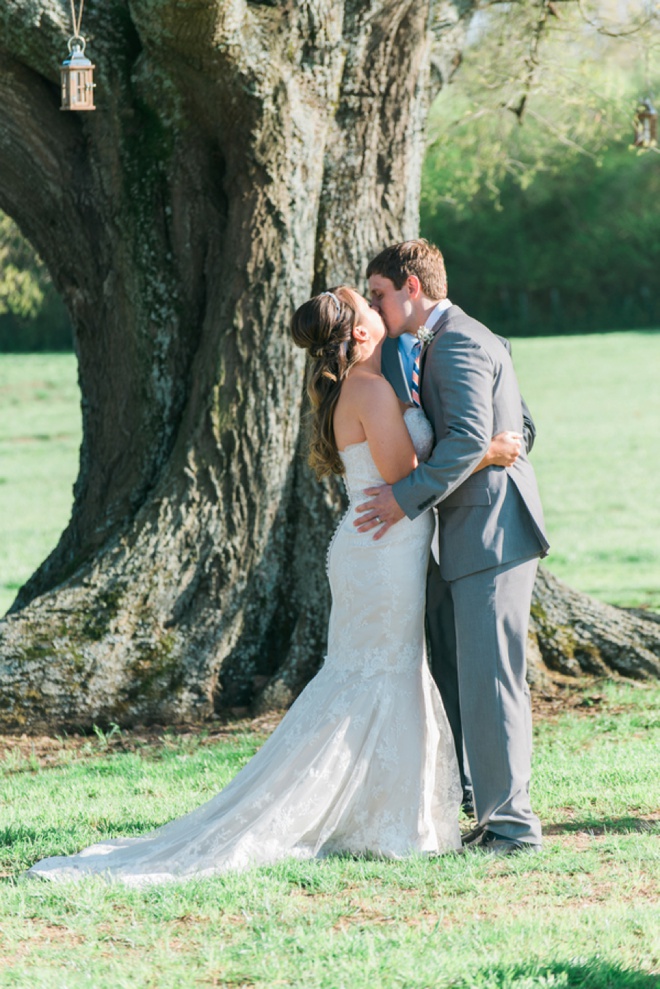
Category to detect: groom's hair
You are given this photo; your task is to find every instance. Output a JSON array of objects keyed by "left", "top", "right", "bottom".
[{"left": 366, "top": 239, "right": 447, "bottom": 300}]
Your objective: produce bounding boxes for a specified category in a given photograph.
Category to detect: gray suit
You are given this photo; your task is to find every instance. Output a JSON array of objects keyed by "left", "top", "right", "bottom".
[
  {"left": 382, "top": 335, "right": 536, "bottom": 456},
  {"left": 382, "top": 329, "right": 536, "bottom": 798},
  {"left": 388, "top": 305, "right": 549, "bottom": 843}
]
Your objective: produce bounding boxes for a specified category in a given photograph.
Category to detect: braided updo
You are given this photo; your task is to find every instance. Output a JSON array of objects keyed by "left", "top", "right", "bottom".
[{"left": 290, "top": 286, "right": 360, "bottom": 478}]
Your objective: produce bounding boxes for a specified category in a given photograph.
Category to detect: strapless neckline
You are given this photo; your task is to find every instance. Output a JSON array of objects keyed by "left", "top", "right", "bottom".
[{"left": 338, "top": 406, "right": 423, "bottom": 454}]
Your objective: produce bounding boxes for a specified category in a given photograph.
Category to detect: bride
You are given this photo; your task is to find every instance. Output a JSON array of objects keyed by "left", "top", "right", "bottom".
[{"left": 28, "top": 286, "right": 500, "bottom": 885}]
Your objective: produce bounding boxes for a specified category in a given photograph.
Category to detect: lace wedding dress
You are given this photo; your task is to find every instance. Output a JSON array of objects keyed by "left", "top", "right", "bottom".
[{"left": 28, "top": 408, "right": 462, "bottom": 886}]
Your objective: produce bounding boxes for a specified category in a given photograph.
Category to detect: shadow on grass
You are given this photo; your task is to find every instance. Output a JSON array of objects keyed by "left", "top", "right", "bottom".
[
  {"left": 546, "top": 816, "right": 659, "bottom": 836},
  {"left": 459, "top": 959, "right": 659, "bottom": 988}
]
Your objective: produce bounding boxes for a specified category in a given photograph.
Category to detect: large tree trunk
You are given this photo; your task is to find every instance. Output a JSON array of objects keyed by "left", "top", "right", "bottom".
[
  {"left": 527, "top": 568, "right": 660, "bottom": 683},
  {"left": 0, "top": 0, "right": 658, "bottom": 732}
]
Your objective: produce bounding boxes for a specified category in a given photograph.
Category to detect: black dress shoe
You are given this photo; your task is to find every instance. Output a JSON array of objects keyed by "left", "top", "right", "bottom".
[
  {"left": 461, "top": 790, "right": 475, "bottom": 817},
  {"left": 464, "top": 829, "right": 541, "bottom": 856},
  {"left": 461, "top": 823, "right": 485, "bottom": 846}
]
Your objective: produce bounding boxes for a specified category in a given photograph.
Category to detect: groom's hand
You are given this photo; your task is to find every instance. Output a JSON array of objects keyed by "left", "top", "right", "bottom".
[{"left": 354, "top": 485, "right": 405, "bottom": 539}]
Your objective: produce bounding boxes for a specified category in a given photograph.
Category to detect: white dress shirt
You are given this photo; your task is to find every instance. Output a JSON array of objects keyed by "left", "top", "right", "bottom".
[{"left": 397, "top": 298, "right": 452, "bottom": 393}]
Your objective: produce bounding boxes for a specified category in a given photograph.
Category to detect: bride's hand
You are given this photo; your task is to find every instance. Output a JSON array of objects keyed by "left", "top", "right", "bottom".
[{"left": 473, "top": 431, "right": 522, "bottom": 473}]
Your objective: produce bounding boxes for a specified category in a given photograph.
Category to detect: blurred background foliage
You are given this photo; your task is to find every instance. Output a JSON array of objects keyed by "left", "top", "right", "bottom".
[
  {"left": 421, "top": 0, "right": 659, "bottom": 335},
  {"left": 0, "top": 214, "right": 72, "bottom": 352},
  {"left": 0, "top": 0, "right": 658, "bottom": 349}
]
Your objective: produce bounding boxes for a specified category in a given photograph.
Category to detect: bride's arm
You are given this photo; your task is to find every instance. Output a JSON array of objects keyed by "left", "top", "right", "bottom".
[
  {"left": 357, "top": 378, "right": 418, "bottom": 484},
  {"left": 472, "top": 430, "right": 522, "bottom": 473}
]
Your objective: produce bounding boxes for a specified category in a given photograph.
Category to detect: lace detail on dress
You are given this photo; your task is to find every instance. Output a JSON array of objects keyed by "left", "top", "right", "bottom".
[
  {"left": 26, "top": 407, "right": 461, "bottom": 886},
  {"left": 325, "top": 408, "right": 433, "bottom": 577},
  {"left": 403, "top": 406, "right": 435, "bottom": 462}
]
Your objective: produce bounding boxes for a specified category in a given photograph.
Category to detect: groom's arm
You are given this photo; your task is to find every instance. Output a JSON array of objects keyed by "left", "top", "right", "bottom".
[
  {"left": 392, "top": 336, "right": 493, "bottom": 521},
  {"left": 498, "top": 335, "right": 536, "bottom": 454},
  {"left": 521, "top": 394, "right": 536, "bottom": 454}
]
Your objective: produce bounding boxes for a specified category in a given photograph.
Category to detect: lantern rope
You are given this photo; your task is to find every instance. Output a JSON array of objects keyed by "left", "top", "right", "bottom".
[{"left": 69, "top": 0, "right": 85, "bottom": 40}]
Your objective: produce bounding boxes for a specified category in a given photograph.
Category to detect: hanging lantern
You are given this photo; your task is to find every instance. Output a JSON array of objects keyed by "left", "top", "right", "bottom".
[
  {"left": 61, "top": 37, "right": 95, "bottom": 111},
  {"left": 60, "top": 0, "right": 95, "bottom": 111},
  {"left": 633, "top": 97, "right": 657, "bottom": 148}
]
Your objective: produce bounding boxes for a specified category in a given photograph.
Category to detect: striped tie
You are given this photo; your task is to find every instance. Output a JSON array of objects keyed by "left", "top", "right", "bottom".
[{"left": 411, "top": 339, "right": 422, "bottom": 408}]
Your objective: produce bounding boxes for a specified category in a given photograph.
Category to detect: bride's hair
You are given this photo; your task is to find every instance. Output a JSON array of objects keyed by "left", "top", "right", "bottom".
[{"left": 290, "top": 286, "right": 361, "bottom": 478}]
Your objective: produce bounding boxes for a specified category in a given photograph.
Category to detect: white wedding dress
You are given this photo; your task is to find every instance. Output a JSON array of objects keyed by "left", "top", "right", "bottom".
[{"left": 27, "top": 408, "right": 462, "bottom": 886}]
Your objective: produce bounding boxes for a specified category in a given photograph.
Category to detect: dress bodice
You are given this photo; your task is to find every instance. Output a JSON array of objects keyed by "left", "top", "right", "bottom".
[{"left": 339, "top": 407, "right": 434, "bottom": 500}]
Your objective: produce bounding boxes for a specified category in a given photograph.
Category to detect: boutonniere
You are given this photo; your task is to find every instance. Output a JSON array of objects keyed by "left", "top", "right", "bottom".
[{"left": 417, "top": 326, "right": 435, "bottom": 347}]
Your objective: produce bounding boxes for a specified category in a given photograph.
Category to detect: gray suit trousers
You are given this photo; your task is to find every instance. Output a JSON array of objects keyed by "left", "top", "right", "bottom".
[
  {"left": 449, "top": 554, "right": 542, "bottom": 844},
  {"left": 425, "top": 571, "right": 471, "bottom": 793}
]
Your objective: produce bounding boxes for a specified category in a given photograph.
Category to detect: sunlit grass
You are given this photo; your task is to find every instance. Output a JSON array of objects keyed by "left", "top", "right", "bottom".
[
  {"left": 0, "top": 682, "right": 658, "bottom": 988},
  {"left": 513, "top": 330, "right": 660, "bottom": 610},
  {"left": 0, "top": 354, "right": 81, "bottom": 615}
]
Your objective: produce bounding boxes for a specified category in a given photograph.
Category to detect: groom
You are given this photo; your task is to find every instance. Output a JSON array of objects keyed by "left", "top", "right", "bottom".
[{"left": 358, "top": 239, "right": 549, "bottom": 854}]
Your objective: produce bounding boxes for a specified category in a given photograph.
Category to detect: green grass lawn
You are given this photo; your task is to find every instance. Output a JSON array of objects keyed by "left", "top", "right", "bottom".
[
  {"left": 1, "top": 332, "right": 658, "bottom": 616},
  {"left": 0, "top": 343, "right": 659, "bottom": 985},
  {"left": 1, "top": 681, "right": 659, "bottom": 988},
  {"left": 0, "top": 354, "right": 81, "bottom": 616},
  {"left": 512, "top": 330, "right": 660, "bottom": 611}
]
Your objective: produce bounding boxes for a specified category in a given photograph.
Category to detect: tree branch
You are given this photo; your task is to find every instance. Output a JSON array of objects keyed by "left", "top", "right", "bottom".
[
  {"left": 0, "top": 52, "right": 90, "bottom": 280},
  {"left": 505, "top": 0, "right": 553, "bottom": 123},
  {"left": 0, "top": 0, "right": 71, "bottom": 79},
  {"left": 576, "top": 0, "right": 657, "bottom": 39}
]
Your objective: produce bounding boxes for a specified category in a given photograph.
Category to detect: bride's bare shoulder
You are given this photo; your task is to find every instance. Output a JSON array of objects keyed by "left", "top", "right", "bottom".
[
  {"left": 341, "top": 370, "right": 398, "bottom": 408},
  {"left": 335, "top": 369, "right": 411, "bottom": 459}
]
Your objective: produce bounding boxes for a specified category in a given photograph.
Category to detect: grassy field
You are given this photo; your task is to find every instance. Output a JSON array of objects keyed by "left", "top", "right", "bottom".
[
  {"left": 0, "top": 342, "right": 659, "bottom": 985},
  {"left": 0, "top": 680, "right": 659, "bottom": 987},
  {"left": 512, "top": 331, "right": 660, "bottom": 610},
  {"left": 0, "top": 355, "right": 81, "bottom": 616},
  {"left": 0, "top": 332, "right": 658, "bottom": 616}
]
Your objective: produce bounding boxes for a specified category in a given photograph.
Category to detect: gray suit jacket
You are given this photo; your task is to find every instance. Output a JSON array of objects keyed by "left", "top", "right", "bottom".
[
  {"left": 382, "top": 332, "right": 536, "bottom": 453},
  {"left": 389, "top": 306, "right": 549, "bottom": 582}
]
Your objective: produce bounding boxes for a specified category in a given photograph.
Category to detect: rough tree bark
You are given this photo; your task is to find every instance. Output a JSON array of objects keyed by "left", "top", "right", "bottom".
[
  {"left": 528, "top": 569, "right": 660, "bottom": 684},
  {"left": 0, "top": 0, "right": 658, "bottom": 732}
]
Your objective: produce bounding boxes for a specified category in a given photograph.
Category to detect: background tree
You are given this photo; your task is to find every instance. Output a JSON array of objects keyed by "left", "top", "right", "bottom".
[
  {"left": 421, "top": 0, "right": 660, "bottom": 335},
  {"left": 0, "top": 0, "right": 658, "bottom": 732},
  {"left": 423, "top": 148, "right": 660, "bottom": 336}
]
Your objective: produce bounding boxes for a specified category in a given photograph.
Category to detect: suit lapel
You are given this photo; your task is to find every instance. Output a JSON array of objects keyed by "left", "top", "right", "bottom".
[
  {"left": 381, "top": 337, "right": 412, "bottom": 403},
  {"left": 419, "top": 306, "right": 456, "bottom": 381}
]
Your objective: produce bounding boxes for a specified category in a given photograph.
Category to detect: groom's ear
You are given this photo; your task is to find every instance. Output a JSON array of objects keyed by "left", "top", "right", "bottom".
[{"left": 405, "top": 275, "right": 422, "bottom": 299}]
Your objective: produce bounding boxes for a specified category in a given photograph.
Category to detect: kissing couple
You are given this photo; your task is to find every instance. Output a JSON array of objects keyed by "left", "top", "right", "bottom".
[{"left": 28, "top": 239, "right": 549, "bottom": 885}]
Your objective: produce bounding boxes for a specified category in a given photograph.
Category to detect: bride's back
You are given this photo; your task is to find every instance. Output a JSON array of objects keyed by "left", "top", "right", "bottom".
[{"left": 332, "top": 367, "right": 377, "bottom": 449}]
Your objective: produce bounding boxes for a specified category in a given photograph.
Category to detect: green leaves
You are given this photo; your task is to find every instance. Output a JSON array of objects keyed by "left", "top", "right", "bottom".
[
  {"left": 0, "top": 214, "right": 45, "bottom": 320},
  {"left": 423, "top": 0, "right": 659, "bottom": 214}
]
